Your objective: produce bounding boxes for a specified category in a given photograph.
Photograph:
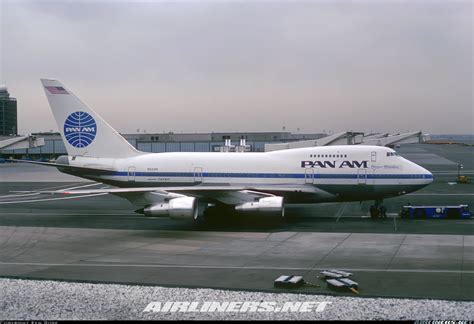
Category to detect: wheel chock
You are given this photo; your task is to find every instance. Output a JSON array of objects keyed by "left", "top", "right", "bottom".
[
  {"left": 326, "top": 278, "right": 360, "bottom": 294},
  {"left": 320, "top": 269, "right": 352, "bottom": 279},
  {"left": 274, "top": 275, "right": 305, "bottom": 288},
  {"left": 329, "top": 269, "right": 353, "bottom": 277}
]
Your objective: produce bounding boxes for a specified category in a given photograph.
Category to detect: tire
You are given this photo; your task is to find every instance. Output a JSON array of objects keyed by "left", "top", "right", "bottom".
[
  {"left": 415, "top": 209, "right": 426, "bottom": 219},
  {"left": 446, "top": 209, "right": 459, "bottom": 219}
]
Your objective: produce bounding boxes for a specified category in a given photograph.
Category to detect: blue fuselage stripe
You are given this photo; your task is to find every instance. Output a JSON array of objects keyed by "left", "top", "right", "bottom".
[{"left": 111, "top": 171, "right": 433, "bottom": 180}]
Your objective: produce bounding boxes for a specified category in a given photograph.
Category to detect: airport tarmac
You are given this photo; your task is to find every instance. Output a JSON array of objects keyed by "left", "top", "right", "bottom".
[{"left": 0, "top": 143, "right": 473, "bottom": 301}]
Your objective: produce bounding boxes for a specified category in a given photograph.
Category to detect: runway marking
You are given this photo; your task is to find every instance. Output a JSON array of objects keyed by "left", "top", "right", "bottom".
[
  {"left": 60, "top": 183, "right": 105, "bottom": 191},
  {"left": 0, "top": 213, "right": 144, "bottom": 219},
  {"left": 0, "top": 193, "right": 108, "bottom": 205},
  {"left": 335, "top": 203, "right": 348, "bottom": 222},
  {"left": 0, "top": 261, "right": 471, "bottom": 274},
  {"left": 0, "top": 192, "right": 40, "bottom": 199},
  {"left": 407, "top": 193, "right": 474, "bottom": 196},
  {"left": 0, "top": 213, "right": 136, "bottom": 216},
  {"left": 7, "top": 182, "right": 104, "bottom": 195},
  {"left": 432, "top": 171, "right": 474, "bottom": 174},
  {"left": 11, "top": 182, "right": 90, "bottom": 192},
  {"left": 0, "top": 182, "right": 101, "bottom": 199}
]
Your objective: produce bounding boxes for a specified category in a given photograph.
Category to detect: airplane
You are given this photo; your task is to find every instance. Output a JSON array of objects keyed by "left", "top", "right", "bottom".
[{"left": 15, "top": 79, "right": 434, "bottom": 223}]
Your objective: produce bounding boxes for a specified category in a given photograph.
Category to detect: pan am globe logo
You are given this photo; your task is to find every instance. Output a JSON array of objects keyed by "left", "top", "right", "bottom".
[{"left": 64, "top": 111, "right": 97, "bottom": 148}]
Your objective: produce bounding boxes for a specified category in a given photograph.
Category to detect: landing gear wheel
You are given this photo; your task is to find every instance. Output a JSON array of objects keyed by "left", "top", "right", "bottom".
[
  {"left": 369, "top": 205, "right": 379, "bottom": 219},
  {"left": 415, "top": 208, "right": 426, "bottom": 219}
]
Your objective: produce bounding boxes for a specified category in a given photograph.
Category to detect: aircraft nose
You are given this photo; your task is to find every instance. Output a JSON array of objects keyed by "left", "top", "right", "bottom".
[{"left": 419, "top": 166, "right": 434, "bottom": 185}]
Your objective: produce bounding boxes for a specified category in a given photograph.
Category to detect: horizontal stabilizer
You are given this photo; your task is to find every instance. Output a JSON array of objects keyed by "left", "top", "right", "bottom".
[{"left": 11, "top": 159, "right": 115, "bottom": 173}]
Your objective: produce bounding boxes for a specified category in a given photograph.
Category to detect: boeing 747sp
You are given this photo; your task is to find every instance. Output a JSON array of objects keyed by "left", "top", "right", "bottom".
[{"left": 16, "top": 79, "right": 433, "bottom": 223}]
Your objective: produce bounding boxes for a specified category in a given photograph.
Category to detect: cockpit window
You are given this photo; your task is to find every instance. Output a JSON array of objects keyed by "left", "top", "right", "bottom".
[{"left": 386, "top": 152, "right": 399, "bottom": 157}]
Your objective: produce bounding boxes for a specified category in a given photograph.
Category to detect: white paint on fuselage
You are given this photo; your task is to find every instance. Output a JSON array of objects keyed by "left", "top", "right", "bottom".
[{"left": 67, "top": 145, "right": 433, "bottom": 192}]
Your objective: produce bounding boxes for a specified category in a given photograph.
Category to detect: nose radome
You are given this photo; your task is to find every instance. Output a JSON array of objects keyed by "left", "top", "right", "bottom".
[
  {"left": 419, "top": 165, "right": 434, "bottom": 184},
  {"left": 407, "top": 159, "right": 433, "bottom": 185},
  {"left": 427, "top": 170, "right": 434, "bottom": 184}
]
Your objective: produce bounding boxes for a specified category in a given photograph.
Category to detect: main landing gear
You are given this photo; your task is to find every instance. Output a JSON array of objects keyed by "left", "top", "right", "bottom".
[{"left": 369, "top": 200, "right": 387, "bottom": 219}]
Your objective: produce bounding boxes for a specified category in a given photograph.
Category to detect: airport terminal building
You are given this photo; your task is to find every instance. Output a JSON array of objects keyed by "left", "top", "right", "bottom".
[
  {"left": 1, "top": 129, "right": 445, "bottom": 159},
  {"left": 0, "top": 131, "right": 327, "bottom": 158},
  {"left": 0, "top": 86, "right": 17, "bottom": 136}
]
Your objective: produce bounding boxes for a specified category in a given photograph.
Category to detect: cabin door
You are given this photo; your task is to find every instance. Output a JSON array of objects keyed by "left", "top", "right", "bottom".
[
  {"left": 128, "top": 166, "right": 136, "bottom": 182},
  {"left": 193, "top": 167, "right": 203, "bottom": 184},
  {"left": 357, "top": 169, "right": 367, "bottom": 184},
  {"left": 305, "top": 168, "right": 314, "bottom": 184}
]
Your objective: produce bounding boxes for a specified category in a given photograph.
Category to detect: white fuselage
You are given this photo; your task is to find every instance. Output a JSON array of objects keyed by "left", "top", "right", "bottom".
[{"left": 62, "top": 145, "right": 433, "bottom": 203}]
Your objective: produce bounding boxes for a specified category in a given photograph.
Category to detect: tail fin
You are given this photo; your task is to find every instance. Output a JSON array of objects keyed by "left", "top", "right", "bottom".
[{"left": 41, "top": 79, "right": 141, "bottom": 158}]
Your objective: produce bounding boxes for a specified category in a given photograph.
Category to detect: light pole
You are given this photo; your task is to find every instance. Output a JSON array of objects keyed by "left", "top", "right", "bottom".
[{"left": 458, "top": 163, "right": 464, "bottom": 180}]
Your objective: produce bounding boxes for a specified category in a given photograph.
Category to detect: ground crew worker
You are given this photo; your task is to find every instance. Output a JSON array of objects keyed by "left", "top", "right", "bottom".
[
  {"left": 370, "top": 205, "right": 378, "bottom": 219},
  {"left": 379, "top": 205, "right": 387, "bottom": 219}
]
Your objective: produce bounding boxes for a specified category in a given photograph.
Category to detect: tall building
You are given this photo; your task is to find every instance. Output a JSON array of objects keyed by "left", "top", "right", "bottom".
[{"left": 0, "top": 85, "right": 17, "bottom": 136}]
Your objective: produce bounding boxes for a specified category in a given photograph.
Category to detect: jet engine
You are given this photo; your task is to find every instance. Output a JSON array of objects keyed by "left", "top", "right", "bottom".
[
  {"left": 235, "top": 196, "right": 285, "bottom": 217},
  {"left": 142, "top": 197, "right": 198, "bottom": 220}
]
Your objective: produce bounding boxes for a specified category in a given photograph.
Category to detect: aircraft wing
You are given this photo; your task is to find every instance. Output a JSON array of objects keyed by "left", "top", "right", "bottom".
[
  {"left": 31, "top": 184, "right": 336, "bottom": 205},
  {"left": 12, "top": 159, "right": 336, "bottom": 204}
]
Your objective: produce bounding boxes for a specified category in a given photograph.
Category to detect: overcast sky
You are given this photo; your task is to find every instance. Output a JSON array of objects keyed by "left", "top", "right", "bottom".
[{"left": 1, "top": 0, "right": 472, "bottom": 135}]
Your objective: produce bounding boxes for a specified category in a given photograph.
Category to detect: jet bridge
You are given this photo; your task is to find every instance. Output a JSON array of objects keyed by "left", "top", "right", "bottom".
[
  {"left": 264, "top": 132, "right": 364, "bottom": 152},
  {"left": 264, "top": 131, "right": 427, "bottom": 151},
  {"left": 0, "top": 135, "right": 45, "bottom": 151},
  {"left": 361, "top": 131, "right": 427, "bottom": 147}
]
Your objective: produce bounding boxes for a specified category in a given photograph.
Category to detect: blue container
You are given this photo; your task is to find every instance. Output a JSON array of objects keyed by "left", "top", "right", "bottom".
[{"left": 400, "top": 205, "right": 472, "bottom": 219}]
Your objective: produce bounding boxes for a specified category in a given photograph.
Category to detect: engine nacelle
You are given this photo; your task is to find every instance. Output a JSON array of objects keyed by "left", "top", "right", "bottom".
[
  {"left": 235, "top": 196, "right": 285, "bottom": 217},
  {"left": 143, "top": 197, "right": 198, "bottom": 220}
]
